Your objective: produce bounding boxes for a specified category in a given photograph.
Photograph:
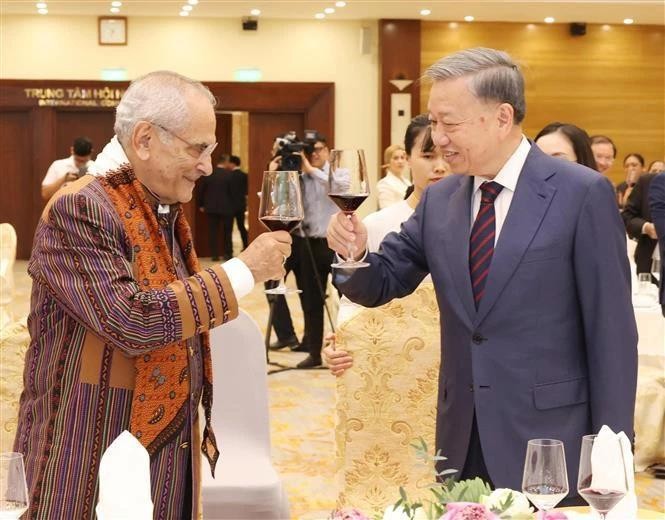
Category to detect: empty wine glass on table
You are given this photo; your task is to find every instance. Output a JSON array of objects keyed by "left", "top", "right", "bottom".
[
  {"left": 652, "top": 257, "right": 661, "bottom": 284},
  {"left": 522, "top": 439, "right": 569, "bottom": 514},
  {"left": 258, "top": 170, "right": 304, "bottom": 295},
  {"left": 577, "top": 434, "right": 628, "bottom": 520},
  {"left": 328, "top": 148, "right": 370, "bottom": 269},
  {"left": 0, "top": 452, "right": 29, "bottom": 519}
]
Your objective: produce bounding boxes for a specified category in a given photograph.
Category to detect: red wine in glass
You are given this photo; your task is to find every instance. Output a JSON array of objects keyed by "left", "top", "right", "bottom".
[
  {"left": 328, "top": 194, "right": 368, "bottom": 215},
  {"left": 328, "top": 149, "right": 370, "bottom": 269},
  {"left": 578, "top": 487, "right": 625, "bottom": 515},
  {"left": 577, "top": 434, "right": 628, "bottom": 520},
  {"left": 259, "top": 216, "right": 302, "bottom": 233},
  {"left": 259, "top": 170, "right": 304, "bottom": 295}
]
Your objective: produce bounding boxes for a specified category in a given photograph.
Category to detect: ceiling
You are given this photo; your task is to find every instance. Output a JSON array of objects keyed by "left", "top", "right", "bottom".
[{"left": 1, "top": 0, "right": 664, "bottom": 25}]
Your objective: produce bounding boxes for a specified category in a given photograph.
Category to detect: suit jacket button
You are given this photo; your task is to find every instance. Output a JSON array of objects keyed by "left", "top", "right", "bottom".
[
  {"left": 469, "top": 384, "right": 474, "bottom": 392},
  {"left": 472, "top": 333, "right": 485, "bottom": 344}
]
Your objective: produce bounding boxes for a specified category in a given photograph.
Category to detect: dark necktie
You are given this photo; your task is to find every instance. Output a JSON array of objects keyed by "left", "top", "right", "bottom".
[{"left": 469, "top": 181, "right": 503, "bottom": 308}]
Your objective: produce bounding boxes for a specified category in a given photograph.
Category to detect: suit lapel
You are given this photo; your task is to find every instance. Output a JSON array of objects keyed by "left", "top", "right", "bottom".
[
  {"left": 474, "top": 148, "right": 557, "bottom": 326},
  {"left": 441, "top": 175, "right": 475, "bottom": 327}
]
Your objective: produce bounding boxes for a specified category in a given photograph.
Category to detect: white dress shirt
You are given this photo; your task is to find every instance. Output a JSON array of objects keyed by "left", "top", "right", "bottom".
[
  {"left": 471, "top": 136, "right": 531, "bottom": 244},
  {"left": 42, "top": 155, "right": 95, "bottom": 186}
]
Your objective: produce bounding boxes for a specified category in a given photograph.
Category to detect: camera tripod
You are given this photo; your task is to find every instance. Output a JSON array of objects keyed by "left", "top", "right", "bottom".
[{"left": 264, "top": 229, "right": 336, "bottom": 375}]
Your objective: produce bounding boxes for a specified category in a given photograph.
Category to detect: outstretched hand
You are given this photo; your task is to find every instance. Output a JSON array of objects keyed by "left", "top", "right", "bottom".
[
  {"left": 326, "top": 212, "right": 368, "bottom": 261},
  {"left": 322, "top": 333, "right": 353, "bottom": 377}
]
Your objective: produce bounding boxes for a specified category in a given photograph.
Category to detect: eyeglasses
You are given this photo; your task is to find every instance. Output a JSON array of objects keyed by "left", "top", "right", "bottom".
[
  {"left": 152, "top": 123, "right": 218, "bottom": 161},
  {"left": 312, "top": 145, "right": 328, "bottom": 153}
]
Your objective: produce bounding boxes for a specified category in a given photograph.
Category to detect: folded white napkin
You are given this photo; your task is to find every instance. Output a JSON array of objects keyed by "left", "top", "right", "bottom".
[
  {"left": 589, "top": 425, "right": 637, "bottom": 520},
  {"left": 96, "top": 430, "right": 153, "bottom": 520}
]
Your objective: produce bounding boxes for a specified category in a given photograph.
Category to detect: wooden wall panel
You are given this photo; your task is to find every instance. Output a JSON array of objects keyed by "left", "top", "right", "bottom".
[
  {"left": 54, "top": 110, "right": 116, "bottom": 161},
  {"left": 0, "top": 110, "right": 34, "bottom": 260},
  {"left": 379, "top": 19, "right": 421, "bottom": 178},
  {"left": 420, "top": 22, "right": 665, "bottom": 184}
]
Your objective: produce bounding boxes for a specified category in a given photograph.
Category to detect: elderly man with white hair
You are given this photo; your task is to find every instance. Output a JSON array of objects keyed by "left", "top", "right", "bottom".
[{"left": 13, "top": 70, "right": 291, "bottom": 519}]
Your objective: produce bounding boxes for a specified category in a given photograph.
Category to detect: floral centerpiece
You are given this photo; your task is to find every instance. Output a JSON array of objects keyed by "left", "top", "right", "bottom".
[{"left": 329, "top": 439, "right": 569, "bottom": 520}]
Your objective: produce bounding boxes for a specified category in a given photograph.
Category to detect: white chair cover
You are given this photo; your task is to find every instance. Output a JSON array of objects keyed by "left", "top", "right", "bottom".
[{"left": 201, "top": 309, "right": 290, "bottom": 519}]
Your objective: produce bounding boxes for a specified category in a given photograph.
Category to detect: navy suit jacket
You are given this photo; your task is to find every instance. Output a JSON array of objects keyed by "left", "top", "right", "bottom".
[
  {"left": 648, "top": 172, "right": 665, "bottom": 314},
  {"left": 337, "top": 145, "right": 638, "bottom": 494}
]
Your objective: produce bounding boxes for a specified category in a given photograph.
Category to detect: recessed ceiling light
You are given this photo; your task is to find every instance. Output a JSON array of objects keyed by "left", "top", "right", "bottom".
[
  {"left": 250, "top": 8, "right": 261, "bottom": 16},
  {"left": 448, "top": 22, "right": 459, "bottom": 29},
  {"left": 623, "top": 18, "right": 634, "bottom": 24},
  {"left": 111, "top": 1, "right": 122, "bottom": 6},
  {"left": 35, "top": 2, "right": 47, "bottom": 8},
  {"left": 110, "top": 6, "right": 119, "bottom": 12},
  {"left": 179, "top": 10, "right": 189, "bottom": 16},
  {"left": 315, "top": 12, "right": 325, "bottom": 19},
  {"left": 602, "top": 24, "right": 611, "bottom": 31},
  {"left": 324, "top": 7, "right": 335, "bottom": 14},
  {"left": 187, "top": 0, "right": 198, "bottom": 5},
  {"left": 420, "top": 9, "right": 431, "bottom": 16},
  {"left": 544, "top": 17, "right": 555, "bottom": 23},
  {"left": 464, "top": 15, "right": 474, "bottom": 22},
  {"left": 335, "top": 1, "right": 346, "bottom": 6},
  {"left": 182, "top": 5, "right": 192, "bottom": 11},
  {"left": 38, "top": 8, "right": 48, "bottom": 14}
]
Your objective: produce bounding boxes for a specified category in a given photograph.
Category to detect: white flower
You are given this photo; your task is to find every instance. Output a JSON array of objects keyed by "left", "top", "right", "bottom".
[
  {"left": 382, "top": 504, "right": 429, "bottom": 520},
  {"left": 480, "top": 488, "right": 533, "bottom": 517}
]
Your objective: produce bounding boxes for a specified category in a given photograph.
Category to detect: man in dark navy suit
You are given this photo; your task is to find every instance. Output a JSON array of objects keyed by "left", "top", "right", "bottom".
[{"left": 327, "top": 48, "right": 637, "bottom": 504}]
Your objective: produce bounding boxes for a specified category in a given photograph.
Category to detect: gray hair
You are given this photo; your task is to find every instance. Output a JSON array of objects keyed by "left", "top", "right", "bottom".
[
  {"left": 425, "top": 47, "right": 526, "bottom": 124},
  {"left": 114, "top": 70, "right": 216, "bottom": 145}
]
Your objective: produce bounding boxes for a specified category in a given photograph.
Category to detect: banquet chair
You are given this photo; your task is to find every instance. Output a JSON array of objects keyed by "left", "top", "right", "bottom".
[
  {"left": 0, "top": 223, "right": 18, "bottom": 329},
  {"left": 201, "top": 309, "right": 290, "bottom": 520},
  {"left": 333, "top": 283, "right": 441, "bottom": 517}
]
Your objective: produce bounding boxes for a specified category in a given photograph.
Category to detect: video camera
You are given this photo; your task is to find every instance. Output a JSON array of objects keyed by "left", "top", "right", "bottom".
[{"left": 273, "top": 129, "right": 320, "bottom": 172}]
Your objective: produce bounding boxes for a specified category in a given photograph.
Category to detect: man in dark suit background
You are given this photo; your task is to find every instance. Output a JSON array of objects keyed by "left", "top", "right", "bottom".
[
  {"left": 622, "top": 172, "right": 660, "bottom": 282},
  {"left": 327, "top": 47, "right": 637, "bottom": 503},
  {"left": 198, "top": 154, "right": 231, "bottom": 260},
  {"left": 224, "top": 155, "right": 249, "bottom": 257},
  {"left": 649, "top": 172, "right": 665, "bottom": 315}
]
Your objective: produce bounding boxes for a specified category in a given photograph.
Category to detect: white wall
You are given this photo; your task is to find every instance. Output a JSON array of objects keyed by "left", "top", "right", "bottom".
[{"left": 0, "top": 14, "right": 381, "bottom": 212}]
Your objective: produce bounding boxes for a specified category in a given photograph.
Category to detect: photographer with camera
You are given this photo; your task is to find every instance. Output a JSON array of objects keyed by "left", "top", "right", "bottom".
[
  {"left": 41, "top": 136, "right": 95, "bottom": 201},
  {"left": 268, "top": 132, "right": 338, "bottom": 368}
]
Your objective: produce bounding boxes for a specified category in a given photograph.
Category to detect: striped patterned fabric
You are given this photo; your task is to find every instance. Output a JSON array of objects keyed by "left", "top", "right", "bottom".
[
  {"left": 469, "top": 181, "right": 503, "bottom": 308},
  {"left": 13, "top": 173, "right": 238, "bottom": 519}
]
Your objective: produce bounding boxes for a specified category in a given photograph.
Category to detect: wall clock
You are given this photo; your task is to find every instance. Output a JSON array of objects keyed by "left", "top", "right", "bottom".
[{"left": 99, "top": 16, "right": 127, "bottom": 46}]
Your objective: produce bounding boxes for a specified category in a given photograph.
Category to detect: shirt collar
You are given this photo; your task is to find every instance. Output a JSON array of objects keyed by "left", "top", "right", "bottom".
[{"left": 473, "top": 135, "right": 531, "bottom": 194}]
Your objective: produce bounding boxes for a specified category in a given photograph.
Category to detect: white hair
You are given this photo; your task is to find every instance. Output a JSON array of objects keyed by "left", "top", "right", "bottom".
[
  {"left": 114, "top": 70, "right": 216, "bottom": 145},
  {"left": 425, "top": 47, "right": 526, "bottom": 124}
]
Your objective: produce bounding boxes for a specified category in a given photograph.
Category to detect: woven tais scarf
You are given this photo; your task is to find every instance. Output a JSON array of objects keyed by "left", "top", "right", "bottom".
[{"left": 100, "top": 165, "right": 219, "bottom": 474}]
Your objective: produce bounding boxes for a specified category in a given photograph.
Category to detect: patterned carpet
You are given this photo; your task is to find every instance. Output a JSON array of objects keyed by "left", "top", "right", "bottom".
[{"left": 4, "top": 258, "right": 664, "bottom": 519}]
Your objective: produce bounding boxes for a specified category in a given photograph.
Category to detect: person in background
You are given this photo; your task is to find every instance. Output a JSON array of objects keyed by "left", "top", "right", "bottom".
[
  {"left": 622, "top": 171, "right": 660, "bottom": 282},
  {"left": 648, "top": 172, "right": 665, "bottom": 315},
  {"left": 647, "top": 159, "right": 665, "bottom": 173},
  {"left": 376, "top": 144, "right": 411, "bottom": 209},
  {"left": 14, "top": 71, "right": 291, "bottom": 520},
  {"left": 326, "top": 47, "right": 637, "bottom": 502},
  {"left": 590, "top": 134, "right": 617, "bottom": 177},
  {"left": 617, "top": 153, "right": 646, "bottom": 208},
  {"left": 223, "top": 155, "right": 249, "bottom": 256},
  {"left": 41, "top": 136, "right": 94, "bottom": 201},
  {"left": 324, "top": 114, "right": 450, "bottom": 374},
  {"left": 534, "top": 122, "right": 597, "bottom": 170},
  {"left": 198, "top": 154, "right": 232, "bottom": 260}
]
